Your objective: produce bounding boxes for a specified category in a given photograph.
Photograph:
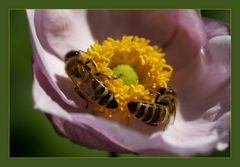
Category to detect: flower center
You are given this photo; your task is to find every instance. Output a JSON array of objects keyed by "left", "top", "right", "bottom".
[
  {"left": 83, "top": 36, "right": 173, "bottom": 118},
  {"left": 112, "top": 64, "right": 139, "bottom": 85}
]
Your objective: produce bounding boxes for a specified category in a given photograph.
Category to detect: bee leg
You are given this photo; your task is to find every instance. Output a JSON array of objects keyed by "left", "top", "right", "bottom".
[
  {"left": 162, "top": 123, "right": 169, "bottom": 131},
  {"left": 74, "top": 87, "right": 89, "bottom": 108},
  {"left": 84, "top": 58, "right": 97, "bottom": 71},
  {"left": 78, "top": 50, "right": 86, "bottom": 55},
  {"left": 148, "top": 88, "right": 160, "bottom": 95},
  {"left": 85, "top": 102, "right": 89, "bottom": 109},
  {"left": 94, "top": 72, "right": 120, "bottom": 80},
  {"left": 114, "top": 73, "right": 122, "bottom": 79}
]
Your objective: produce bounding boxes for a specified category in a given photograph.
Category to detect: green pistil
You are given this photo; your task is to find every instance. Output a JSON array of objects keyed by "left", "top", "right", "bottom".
[{"left": 113, "top": 64, "right": 139, "bottom": 85}]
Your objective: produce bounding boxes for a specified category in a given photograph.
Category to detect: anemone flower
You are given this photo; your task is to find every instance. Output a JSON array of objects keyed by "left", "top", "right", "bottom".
[{"left": 26, "top": 9, "right": 230, "bottom": 156}]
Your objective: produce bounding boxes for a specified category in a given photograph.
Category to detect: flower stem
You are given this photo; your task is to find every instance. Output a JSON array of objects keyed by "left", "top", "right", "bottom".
[{"left": 109, "top": 152, "right": 119, "bottom": 157}]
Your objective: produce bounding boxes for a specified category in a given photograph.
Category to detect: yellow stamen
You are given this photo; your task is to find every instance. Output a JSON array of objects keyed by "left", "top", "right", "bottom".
[{"left": 83, "top": 36, "right": 173, "bottom": 118}]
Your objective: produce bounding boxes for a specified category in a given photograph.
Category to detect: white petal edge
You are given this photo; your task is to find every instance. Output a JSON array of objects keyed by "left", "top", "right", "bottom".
[
  {"left": 33, "top": 72, "right": 72, "bottom": 121},
  {"left": 156, "top": 111, "right": 230, "bottom": 156},
  {"left": 207, "top": 35, "right": 230, "bottom": 70},
  {"left": 26, "top": 10, "right": 95, "bottom": 107},
  {"left": 29, "top": 10, "right": 230, "bottom": 156},
  {"left": 34, "top": 10, "right": 95, "bottom": 57},
  {"left": 33, "top": 74, "right": 230, "bottom": 156}
]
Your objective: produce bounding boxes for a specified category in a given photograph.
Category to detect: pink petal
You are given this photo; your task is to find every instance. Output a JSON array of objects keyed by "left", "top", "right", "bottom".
[
  {"left": 203, "top": 18, "right": 230, "bottom": 39},
  {"left": 87, "top": 10, "right": 207, "bottom": 71},
  {"left": 153, "top": 111, "right": 230, "bottom": 156},
  {"left": 164, "top": 10, "right": 207, "bottom": 70},
  {"left": 87, "top": 10, "right": 177, "bottom": 47},
  {"left": 171, "top": 35, "right": 230, "bottom": 119},
  {"left": 33, "top": 64, "right": 230, "bottom": 156},
  {"left": 32, "top": 53, "right": 86, "bottom": 112},
  {"left": 28, "top": 9, "right": 230, "bottom": 156},
  {"left": 33, "top": 10, "right": 94, "bottom": 59},
  {"left": 27, "top": 10, "right": 94, "bottom": 109}
]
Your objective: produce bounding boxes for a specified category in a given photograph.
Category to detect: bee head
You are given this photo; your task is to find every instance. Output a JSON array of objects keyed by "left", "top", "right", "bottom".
[
  {"left": 65, "top": 50, "right": 80, "bottom": 62},
  {"left": 158, "top": 87, "right": 175, "bottom": 95},
  {"left": 158, "top": 86, "right": 176, "bottom": 106},
  {"left": 165, "top": 87, "right": 175, "bottom": 95},
  {"left": 158, "top": 87, "right": 166, "bottom": 95}
]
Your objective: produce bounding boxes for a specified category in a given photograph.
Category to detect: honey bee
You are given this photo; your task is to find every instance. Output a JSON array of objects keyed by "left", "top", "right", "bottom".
[
  {"left": 127, "top": 87, "right": 176, "bottom": 126},
  {"left": 65, "top": 50, "right": 118, "bottom": 109}
]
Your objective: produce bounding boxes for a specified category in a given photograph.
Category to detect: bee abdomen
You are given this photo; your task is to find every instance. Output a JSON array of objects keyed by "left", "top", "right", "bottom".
[
  {"left": 127, "top": 102, "right": 161, "bottom": 126},
  {"left": 142, "top": 105, "right": 154, "bottom": 122},
  {"left": 135, "top": 103, "right": 146, "bottom": 118},
  {"left": 104, "top": 96, "right": 118, "bottom": 108},
  {"left": 147, "top": 106, "right": 160, "bottom": 126},
  {"left": 92, "top": 84, "right": 105, "bottom": 100},
  {"left": 91, "top": 81, "right": 118, "bottom": 109},
  {"left": 98, "top": 91, "right": 118, "bottom": 109},
  {"left": 127, "top": 102, "right": 148, "bottom": 118},
  {"left": 127, "top": 102, "right": 138, "bottom": 114}
]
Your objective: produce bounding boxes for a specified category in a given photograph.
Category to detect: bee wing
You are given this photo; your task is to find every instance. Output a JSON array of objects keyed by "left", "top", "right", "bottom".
[
  {"left": 79, "top": 50, "right": 86, "bottom": 55},
  {"left": 168, "top": 110, "right": 176, "bottom": 125},
  {"left": 69, "top": 75, "right": 81, "bottom": 88},
  {"left": 161, "top": 106, "right": 170, "bottom": 124}
]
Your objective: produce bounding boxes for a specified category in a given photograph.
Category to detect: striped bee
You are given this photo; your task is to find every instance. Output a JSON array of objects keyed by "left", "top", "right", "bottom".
[
  {"left": 127, "top": 87, "right": 176, "bottom": 126},
  {"left": 65, "top": 50, "right": 118, "bottom": 109}
]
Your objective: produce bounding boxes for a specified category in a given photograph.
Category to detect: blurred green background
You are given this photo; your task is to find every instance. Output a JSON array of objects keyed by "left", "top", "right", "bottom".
[{"left": 10, "top": 10, "right": 230, "bottom": 157}]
